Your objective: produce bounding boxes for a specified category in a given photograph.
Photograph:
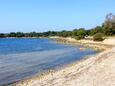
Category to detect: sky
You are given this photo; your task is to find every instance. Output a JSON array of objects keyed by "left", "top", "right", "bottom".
[{"left": 0, "top": 0, "right": 115, "bottom": 33}]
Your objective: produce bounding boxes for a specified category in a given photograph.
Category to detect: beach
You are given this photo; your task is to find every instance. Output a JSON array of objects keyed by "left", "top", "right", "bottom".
[
  {"left": 0, "top": 0, "right": 115, "bottom": 86},
  {"left": 8, "top": 37, "right": 115, "bottom": 86}
]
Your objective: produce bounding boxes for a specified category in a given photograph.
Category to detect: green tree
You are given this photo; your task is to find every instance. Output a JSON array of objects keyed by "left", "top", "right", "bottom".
[
  {"left": 103, "top": 13, "right": 115, "bottom": 36},
  {"left": 0, "top": 33, "right": 5, "bottom": 38},
  {"left": 16, "top": 32, "right": 24, "bottom": 37},
  {"left": 89, "top": 26, "right": 103, "bottom": 36},
  {"left": 8, "top": 32, "right": 16, "bottom": 37},
  {"left": 73, "top": 28, "right": 86, "bottom": 40}
]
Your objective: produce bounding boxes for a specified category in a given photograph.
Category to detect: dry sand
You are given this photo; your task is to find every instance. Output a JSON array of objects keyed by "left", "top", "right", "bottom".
[{"left": 9, "top": 37, "right": 115, "bottom": 86}]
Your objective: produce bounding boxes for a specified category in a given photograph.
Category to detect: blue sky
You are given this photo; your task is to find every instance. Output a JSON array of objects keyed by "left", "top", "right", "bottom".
[{"left": 0, "top": 0, "right": 115, "bottom": 33}]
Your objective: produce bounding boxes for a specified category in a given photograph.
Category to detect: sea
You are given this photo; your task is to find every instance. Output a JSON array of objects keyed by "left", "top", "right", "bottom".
[{"left": 0, "top": 38, "right": 96, "bottom": 85}]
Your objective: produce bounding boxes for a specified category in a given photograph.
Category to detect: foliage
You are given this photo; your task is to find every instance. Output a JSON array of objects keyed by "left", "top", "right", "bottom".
[
  {"left": 73, "top": 28, "right": 86, "bottom": 40},
  {"left": 0, "top": 33, "right": 5, "bottom": 38},
  {"left": 8, "top": 32, "right": 17, "bottom": 37},
  {"left": 102, "top": 13, "right": 115, "bottom": 36},
  {"left": 90, "top": 26, "right": 103, "bottom": 36},
  {"left": 93, "top": 33, "right": 104, "bottom": 41}
]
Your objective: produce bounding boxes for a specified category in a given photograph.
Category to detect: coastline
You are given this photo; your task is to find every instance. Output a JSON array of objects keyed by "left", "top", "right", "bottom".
[
  {"left": 51, "top": 37, "right": 113, "bottom": 51},
  {"left": 6, "top": 37, "right": 115, "bottom": 86}
]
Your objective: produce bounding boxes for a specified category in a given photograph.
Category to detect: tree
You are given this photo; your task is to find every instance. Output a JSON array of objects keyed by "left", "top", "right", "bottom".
[
  {"left": 103, "top": 13, "right": 115, "bottom": 36},
  {"left": 73, "top": 28, "right": 86, "bottom": 40},
  {"left": 28, "top": 32, "right": 40, "bottom": 37},
  {"left": 56, "top": 30, "right": 72, "bottom": 37},
  {"left": 8, "top": 32, "right": 16, "bottom": 37},
  {"left": 89, "top": 26, "right": 103, "bottom": 36},
  {"left": 0, "top": 33, "right": 5, "bottom": 38},
  {"left": 72, "top": 29, "right": 78, "bottom": 36},
  {"left": 77, "top": 28, "right": 86, "bottom": 36},
  {"left": 16, "top": 32, "right": 24, "bottom": 37}
]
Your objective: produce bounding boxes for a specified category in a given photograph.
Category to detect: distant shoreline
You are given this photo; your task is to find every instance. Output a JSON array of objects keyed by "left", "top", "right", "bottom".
[
  {"left": 0, "top": 37, "right": 39, "bottom": 38},
  {"left": 50, "top": 36, "right": 113, "bottom": 51}
]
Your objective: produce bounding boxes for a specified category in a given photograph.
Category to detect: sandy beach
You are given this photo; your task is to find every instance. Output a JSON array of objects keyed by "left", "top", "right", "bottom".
[{"left": 8, "top": 37, "right": 115, "bottom": 86}]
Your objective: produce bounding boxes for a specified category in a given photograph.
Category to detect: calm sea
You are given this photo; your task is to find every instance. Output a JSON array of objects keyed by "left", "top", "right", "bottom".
[{"left": 0, "top": 38, "right": 96, "bottom": 85}]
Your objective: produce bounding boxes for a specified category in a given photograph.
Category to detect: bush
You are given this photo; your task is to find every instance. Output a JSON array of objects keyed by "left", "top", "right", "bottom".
[
  {"left": 0, "top": 33, "right": 6, "bottom": 38},
  {"left": 93, "top": 33, "right": 104, "bottom": 41},
  {"left": 74, "top": 36, "right": 84, "bottom": 40}
]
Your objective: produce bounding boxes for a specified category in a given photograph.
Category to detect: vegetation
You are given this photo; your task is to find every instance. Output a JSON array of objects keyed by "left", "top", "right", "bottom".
[
  {"left": 93, "top": 33, "right": 104, "bottom": 41},
  {"left": 0, "top": 13, "right": 115, "bottom": 40},
  {"left": 72, "top": 28, "right": 86, "bottom": 40},
  {"left": 0, "top": 33, "right": 5, "bottom": 38}
]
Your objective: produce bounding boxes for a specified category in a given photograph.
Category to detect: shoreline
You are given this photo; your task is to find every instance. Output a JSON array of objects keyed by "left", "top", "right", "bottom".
[
  {"left": 51, "top": 37, "right": 113, "bottom": 51},
  {"left": 5, "top": 37, "right": 115, "bottom": 86}
]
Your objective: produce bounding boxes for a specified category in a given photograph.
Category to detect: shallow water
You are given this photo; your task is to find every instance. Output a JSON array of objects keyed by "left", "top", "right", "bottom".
[{"left": 0, "top": 38, "right": 96, "bottom": 85}]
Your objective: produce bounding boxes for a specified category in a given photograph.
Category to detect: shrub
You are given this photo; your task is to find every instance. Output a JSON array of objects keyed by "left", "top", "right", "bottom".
[
  {"left": 93, "top": 33, "right": 104, "bottom": 41},
  {"left": 0, "top": 33, "right": 6, "bottom": 38},
  {"left": 74, "top": 36, "right": 84, "bottom": 40}
]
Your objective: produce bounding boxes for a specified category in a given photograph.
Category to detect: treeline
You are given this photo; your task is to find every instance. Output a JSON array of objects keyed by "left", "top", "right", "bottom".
[{"left": 0, "top": 13, "right": 115, "bottom": 39}]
